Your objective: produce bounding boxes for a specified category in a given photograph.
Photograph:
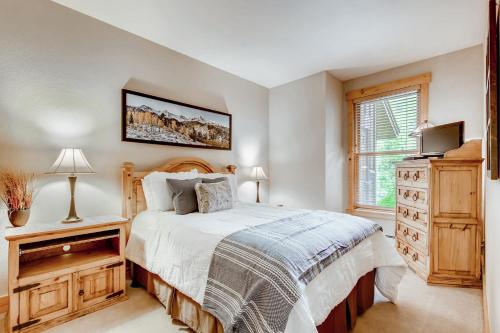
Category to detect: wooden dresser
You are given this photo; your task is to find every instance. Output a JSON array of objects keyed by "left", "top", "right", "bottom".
[
  {"left": 395, "top": 140, "right": 483, "bottom": 287},
  {"left": 4, "top": 216, "right": 128, "bottom": 333}
]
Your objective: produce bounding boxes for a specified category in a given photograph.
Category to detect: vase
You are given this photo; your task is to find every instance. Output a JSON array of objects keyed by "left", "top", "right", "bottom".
[{"left": 8, "top": 209, "right": 30, "bottom": 227}]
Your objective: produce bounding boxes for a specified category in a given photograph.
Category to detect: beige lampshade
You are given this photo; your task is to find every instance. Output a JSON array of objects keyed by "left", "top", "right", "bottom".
[
  {"left": 46, "top": 148, "right": 96, "bottom": 175},
  {"left": 252, "top": 166, "right": 268, "bottom": 180}
]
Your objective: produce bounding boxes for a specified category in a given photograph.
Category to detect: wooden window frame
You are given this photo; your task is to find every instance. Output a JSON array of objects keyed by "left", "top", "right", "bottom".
[{"left": 346, "top": 73, "right": 431, "bottom": 218}]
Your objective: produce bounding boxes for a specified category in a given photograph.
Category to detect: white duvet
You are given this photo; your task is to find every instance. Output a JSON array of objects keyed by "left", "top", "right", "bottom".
[{"left": 126, "top": 203, "right": 406, "bottom": 333}]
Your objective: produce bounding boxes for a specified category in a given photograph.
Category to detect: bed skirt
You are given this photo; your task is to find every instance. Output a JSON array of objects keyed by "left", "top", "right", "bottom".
[{"left": 131, "top": 263, "right": 375, "bottom": 333}]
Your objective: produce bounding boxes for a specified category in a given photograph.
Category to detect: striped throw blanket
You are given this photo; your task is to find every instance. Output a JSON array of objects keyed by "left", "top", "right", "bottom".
[{"left": 201, "top": 211, "right": 382, "bottom": 333}]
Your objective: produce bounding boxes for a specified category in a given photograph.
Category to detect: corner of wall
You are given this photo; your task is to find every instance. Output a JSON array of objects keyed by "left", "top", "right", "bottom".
[{"left": 324, "top": 72, "right": 346, "bottom": 211}]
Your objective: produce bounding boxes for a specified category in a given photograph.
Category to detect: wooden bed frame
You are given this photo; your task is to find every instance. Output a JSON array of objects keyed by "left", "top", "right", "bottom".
[
  {"left": 121, "top": 156, "right": 375, "bottom": 333},
  {"left": 121, "top": 157, "right": 236, "bottom": 221}
]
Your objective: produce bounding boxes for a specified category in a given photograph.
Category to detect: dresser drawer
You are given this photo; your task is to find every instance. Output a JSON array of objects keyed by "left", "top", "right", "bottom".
[
  {"left": 396, "top": 238, "right": 427, "bottom": 276},
  {"left": 397, "top": 186, "right": 428, "bottom": 210},
  {"left": 396, "top": 204, "right": 428, "bottom": 231},
  {"left": 396, "top": 220, "right": 427, "bottom": 254},
  {"left": 396, "top": 167, "right": 428, "bottom": 188}
]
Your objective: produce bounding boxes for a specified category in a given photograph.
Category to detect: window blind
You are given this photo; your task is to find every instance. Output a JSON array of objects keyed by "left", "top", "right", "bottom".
[{"left": 354, "top": 89, "right": 420, "bottom": 209}]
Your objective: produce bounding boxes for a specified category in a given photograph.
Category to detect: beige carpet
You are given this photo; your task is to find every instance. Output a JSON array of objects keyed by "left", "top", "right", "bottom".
[{"left": 0, "top": 271, "right": 483, "bottom": 333}]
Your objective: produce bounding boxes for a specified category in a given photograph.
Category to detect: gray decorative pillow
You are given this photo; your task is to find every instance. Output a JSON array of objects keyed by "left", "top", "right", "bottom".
[
  {"left": 166, "top": 178, "right": 201, "bottom": 215},
  {"left": 202, "top": 177, "right": 228, "bottom": 184},
  {"left": 195, "top": 181, "right": 233, "bottom": 213}
]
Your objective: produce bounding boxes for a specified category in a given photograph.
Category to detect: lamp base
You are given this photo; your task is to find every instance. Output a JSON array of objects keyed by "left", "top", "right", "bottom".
[
  {"left": 62, "top": 175, "right": 82, "bottom": 224},
  {"left": 256, "top": 180, "right": 261, "bottom": 203},
  {"left": 62, "top": 216, "right": 83, "bottom": 224}
]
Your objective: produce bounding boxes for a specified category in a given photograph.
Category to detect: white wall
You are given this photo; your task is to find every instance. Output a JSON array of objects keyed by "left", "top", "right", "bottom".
[
  {"left": 325, "top": 74, "right": 347, "bottom": 211},
  {"left": 268, "top": 72, "right": 344, "bottom": 210},
  {"left": 343, "top": 45, "right": 485, "bottom": 140},
  {"left": 0, "top": 0, "right": 269, "bottom": 295},
  {"left": 269, "top": 73, "right": 326, "bottom": 209},
  {"left": 484, "top": 179, "right": 500, "bottom": 332},
  {"left": 484, "top": 25, "right": 500, "bottom": 333}
]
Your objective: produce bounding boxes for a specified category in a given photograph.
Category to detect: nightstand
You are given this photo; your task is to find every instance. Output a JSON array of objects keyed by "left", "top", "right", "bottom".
[{"left": 4, "top": 215, "right": 128, "bottom": 333}]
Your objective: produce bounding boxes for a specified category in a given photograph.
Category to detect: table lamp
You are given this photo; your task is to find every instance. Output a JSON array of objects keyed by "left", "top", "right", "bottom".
[
  {"left": 46, "top": 148, "right": 95, "bottom": 223},
  {"left": 408, "top": 120, "right": 435, "bottom": 138},
  {"left": 252, "top": 166, "right": 267, "bottom": 203}
]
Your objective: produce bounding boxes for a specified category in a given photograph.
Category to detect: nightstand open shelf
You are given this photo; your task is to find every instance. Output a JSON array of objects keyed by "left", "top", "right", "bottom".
[
  {"left": 19, "top": 249, "right": 120, "bottom": 279},
  {"left": 18, "top": 228, "right": 121, "bottom": 280},
  {"left": 19, "top": 229, "right": 119, "bottom": 254},
  {"left": 5, "top": 216, "right": 129, "bottom": 333}
]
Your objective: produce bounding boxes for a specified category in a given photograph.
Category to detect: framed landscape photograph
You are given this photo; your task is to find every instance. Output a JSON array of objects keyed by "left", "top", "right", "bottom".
[{"left": 122, "top": 89, "right": 232, "bottom": 150}]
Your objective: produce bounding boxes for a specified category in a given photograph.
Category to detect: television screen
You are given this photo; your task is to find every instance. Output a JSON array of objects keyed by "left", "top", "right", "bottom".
[{"left": 421, "top": 121, "right": 464, "bottom": 156}]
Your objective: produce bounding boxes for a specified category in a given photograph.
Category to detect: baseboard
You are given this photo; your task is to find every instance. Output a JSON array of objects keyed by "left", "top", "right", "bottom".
[
  {"left": 0, "top": 295, "right": 8, "bottom": 314},
  {"left": 483, "top": 259, "right": 490, "bottom": 333},
  {"left": 483, "top": 290, "right": 490, "bottom": 333}
]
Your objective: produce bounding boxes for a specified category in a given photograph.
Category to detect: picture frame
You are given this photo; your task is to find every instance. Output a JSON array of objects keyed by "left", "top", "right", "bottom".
[
  {"left": 486, "top": 0, "right": 499, "bottom": 180},
  {"left": 122, "top": 89, "right": 232, "bottom": 150}
]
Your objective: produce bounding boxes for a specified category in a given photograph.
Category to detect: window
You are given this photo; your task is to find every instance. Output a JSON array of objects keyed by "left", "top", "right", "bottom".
[{"left": 346, "top": 73, "right": 431, "bottom": 215}]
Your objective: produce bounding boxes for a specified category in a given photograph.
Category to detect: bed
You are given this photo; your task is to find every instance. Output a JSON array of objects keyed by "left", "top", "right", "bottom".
[{"left": 122, "top": 157, "right": 406, "bottom": 333}]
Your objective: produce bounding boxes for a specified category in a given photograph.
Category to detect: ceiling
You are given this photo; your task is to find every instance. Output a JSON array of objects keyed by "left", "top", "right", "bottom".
[{"left": 51, "top": 0, "right": 487, "bottom": 88}]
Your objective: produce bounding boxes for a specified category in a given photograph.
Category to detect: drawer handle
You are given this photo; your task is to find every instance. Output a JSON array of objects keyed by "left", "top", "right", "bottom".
[
  {"left": 79, "top": 289, "right": 85, "bottom": 296},
  {"left": 402, "top": 209, "right": 409, "bottom": 218},
  {"left": 412, "top": 233, "right": 418, "bottom": 241},
  {"left": 412, "top": 192, "right": 419, "bottom": 201},
  {"left": 413, "top": 172, "right": 420, "bottom": 181},
  {"left": 402, "top": 247, "right": 408, "bottom": 255},
  {"left": 403, "top": 171, "right": 410, "bottom": 180},
  {"left": 403, "top": 190, "right": 409, "bottom": 199},
  {"left": 412, "top": 253, "right": 418, "bottom": 261},
  {"left": 412, "top": 212, "right": 419, "bottom": 221},
  {"left": 403, "top": 228, "right": 409, "bottom": 236}
]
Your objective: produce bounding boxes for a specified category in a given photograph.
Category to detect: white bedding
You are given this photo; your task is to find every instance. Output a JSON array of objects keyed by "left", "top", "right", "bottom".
[{"left": 126, "top": 203, "right": 406, "bottom": 333}]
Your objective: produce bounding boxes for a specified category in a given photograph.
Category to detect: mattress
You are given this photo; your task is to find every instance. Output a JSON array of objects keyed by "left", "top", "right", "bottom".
[{"left": 126, "top": 202, "right": 406, "bottom": 333}]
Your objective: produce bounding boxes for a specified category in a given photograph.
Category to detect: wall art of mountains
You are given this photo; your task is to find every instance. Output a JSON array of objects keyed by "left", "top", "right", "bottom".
[{"left": 124, "top": 103, "right": 231, "bottom": 150}]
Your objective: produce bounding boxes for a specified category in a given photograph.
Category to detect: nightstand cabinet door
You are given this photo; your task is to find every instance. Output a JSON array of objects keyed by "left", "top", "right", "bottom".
[
  {"left": 76, "top": 263, "right": 123, "bottom": 310},
  {"left": 18, "top": 274, "right": 73, "bottom": 327}
]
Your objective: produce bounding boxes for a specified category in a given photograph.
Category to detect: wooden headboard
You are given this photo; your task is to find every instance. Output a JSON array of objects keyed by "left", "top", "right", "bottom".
[{"left": 121, "top": 157, "right": 237, "bottom": 221}]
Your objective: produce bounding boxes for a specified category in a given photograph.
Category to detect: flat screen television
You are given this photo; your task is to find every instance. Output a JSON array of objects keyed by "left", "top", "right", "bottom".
[{"left": 420, "top": 121, "right": 464, "bottom": 157}]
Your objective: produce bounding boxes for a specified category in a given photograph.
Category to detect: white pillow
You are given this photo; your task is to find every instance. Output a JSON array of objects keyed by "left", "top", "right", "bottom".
[
  {"left": 199, "top": 173, "right": 239, "bottom": 202},
  {"left": 143, "top": 170, "right": 199, "bottom": 211},
  {"left": 141, "top": 178, "right": 156, "bottom": 211}
]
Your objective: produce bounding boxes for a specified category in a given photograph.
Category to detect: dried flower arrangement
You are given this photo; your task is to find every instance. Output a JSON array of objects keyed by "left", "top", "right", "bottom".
[{"left": 0, "top": 170, "right": 37, "bottom": 227}]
